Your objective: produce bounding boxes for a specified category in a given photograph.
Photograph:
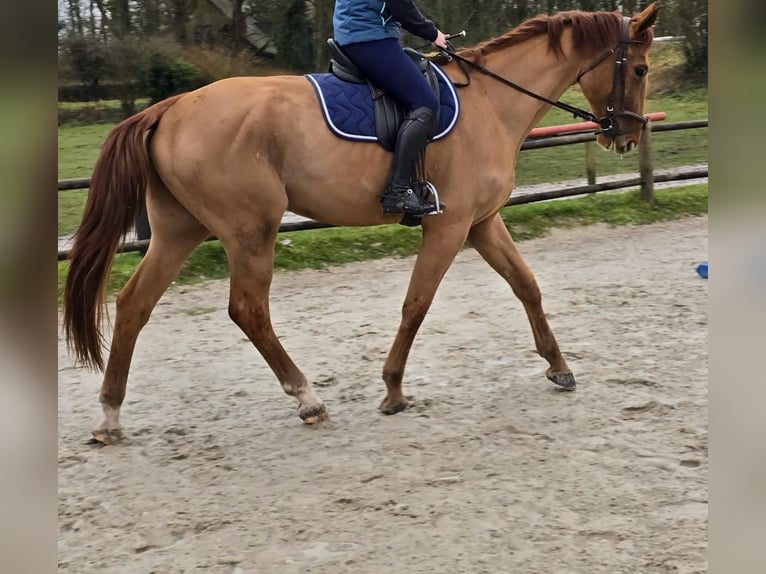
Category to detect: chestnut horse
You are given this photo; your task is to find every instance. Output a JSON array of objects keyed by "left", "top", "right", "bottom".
[{"left": 64, "top": 5, "right": 659, "bottom": 443}]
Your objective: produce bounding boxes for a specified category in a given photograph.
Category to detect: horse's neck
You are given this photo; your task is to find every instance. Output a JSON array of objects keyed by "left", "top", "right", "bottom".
[{"left": 476, "top": 32, "right": 584, "bottom": 140}]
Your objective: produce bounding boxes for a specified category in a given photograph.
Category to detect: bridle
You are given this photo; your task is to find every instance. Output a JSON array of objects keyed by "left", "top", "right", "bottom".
[
  {"left": 439, "top": 15, "right": 649, "bottom": 144},
  {"left": 575, "top": 16, "right": 649, "bottom": 141}
]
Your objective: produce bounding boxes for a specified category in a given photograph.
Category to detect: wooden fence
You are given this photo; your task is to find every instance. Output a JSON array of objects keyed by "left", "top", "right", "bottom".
[{"left": 57, "top": 117, "right": 708, "bottom": 260}]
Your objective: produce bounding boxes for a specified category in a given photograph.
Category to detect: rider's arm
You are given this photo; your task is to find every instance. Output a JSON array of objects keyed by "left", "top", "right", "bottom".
[{"left": 386, "top": 0, "right": 438, "bottom": 42}]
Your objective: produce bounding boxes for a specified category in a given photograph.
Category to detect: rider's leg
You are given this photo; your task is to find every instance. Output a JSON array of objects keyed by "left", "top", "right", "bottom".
[
  {"left": 341, "top": 38, "right": 440, "bottom": 216},
  {"left": 379, "top": 105, "right": 439, "bottom": 214}
]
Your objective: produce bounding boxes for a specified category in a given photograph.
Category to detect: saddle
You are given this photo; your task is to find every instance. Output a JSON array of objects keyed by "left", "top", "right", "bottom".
[{"left": 326, "top": 38, "right": 442, "bottom": 151}]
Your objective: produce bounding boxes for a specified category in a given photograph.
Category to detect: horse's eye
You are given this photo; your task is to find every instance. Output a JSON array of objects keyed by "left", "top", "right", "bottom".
[{"left": 634, "top": 66, "right": 649, "bottom": 77}]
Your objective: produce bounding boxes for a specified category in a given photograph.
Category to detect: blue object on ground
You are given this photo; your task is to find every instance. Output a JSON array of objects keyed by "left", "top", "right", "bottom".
[{"left": 696, "top": 262, "right": 708, "bottom": 279}]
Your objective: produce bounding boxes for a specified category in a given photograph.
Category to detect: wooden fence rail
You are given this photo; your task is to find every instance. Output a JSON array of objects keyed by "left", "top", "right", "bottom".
[{"left": 58, "top": 118, "right": 708, "bottom": 261}]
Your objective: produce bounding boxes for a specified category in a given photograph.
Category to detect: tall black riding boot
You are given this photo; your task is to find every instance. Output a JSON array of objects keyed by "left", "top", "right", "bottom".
[{"left": 380, "top": 106, "right": 440, "bottom": 216}]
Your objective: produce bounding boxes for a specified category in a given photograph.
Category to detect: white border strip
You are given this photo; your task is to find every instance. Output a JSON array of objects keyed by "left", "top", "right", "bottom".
[{"left": 431, "top": 64, "right": 459, "bottom": 141}]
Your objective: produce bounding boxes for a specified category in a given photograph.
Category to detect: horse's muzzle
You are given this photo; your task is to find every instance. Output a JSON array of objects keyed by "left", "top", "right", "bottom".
[{"left": 596, "top": 111, "right": 648, "bottom": 153}]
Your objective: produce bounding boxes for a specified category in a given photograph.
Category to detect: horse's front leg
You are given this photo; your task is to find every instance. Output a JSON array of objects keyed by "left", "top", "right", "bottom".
[
  {"left": 380, "top": 222, "right": 471, "bottom": 414},
  {"left": 468, "top": 214, "right": 576, "bottom": 389}
]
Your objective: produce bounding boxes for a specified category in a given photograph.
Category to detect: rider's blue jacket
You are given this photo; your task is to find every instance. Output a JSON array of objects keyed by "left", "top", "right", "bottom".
[{"left": 333, "top": 0, "right": 438, "bottom": 46}]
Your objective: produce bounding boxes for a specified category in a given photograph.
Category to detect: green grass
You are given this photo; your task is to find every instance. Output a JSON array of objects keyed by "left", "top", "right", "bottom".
[
  {"left": 57, "top": 183, "right": 708, "bottom": 300},
  {"left": 502, "top": 183, "right": 708, "bottom": 241},
  {"left": 58, "top": 99, "right": 151, "bottom": 111},
  {"left": 58, "top": 123, "right": 114, "bottom": 180},
  {"left": 58, "top": 123, "right": 113, "bottom": 237},
  {"left": 57, "top": 98, "right": 151, "bottom": 126}
]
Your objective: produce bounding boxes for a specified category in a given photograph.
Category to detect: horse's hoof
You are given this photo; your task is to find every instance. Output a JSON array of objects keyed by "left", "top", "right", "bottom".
[
  {"left": 546, "top": 369, "right": 577, "bottom": 390},
  {"left": 299, "top": 403, "right": 329, "bottom": 424},
  {"left": 91, "top": 428, "right": 122, "bottom": 445},
  {"left": 379, "top": 398, "right": 409, "bottom": 415}
]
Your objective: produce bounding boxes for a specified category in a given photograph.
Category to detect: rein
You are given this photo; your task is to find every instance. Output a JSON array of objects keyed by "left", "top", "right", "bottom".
[
  {"left": 438, "top": 16, "right": 648, "bottom": 140},
  {"left": 441, "top": 47, "right": 599, "bottom": 124}
]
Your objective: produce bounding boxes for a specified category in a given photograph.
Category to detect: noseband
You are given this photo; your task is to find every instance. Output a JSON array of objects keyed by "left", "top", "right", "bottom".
[{"left": 576, "top": 16, "right": 648, "bottom": 142}]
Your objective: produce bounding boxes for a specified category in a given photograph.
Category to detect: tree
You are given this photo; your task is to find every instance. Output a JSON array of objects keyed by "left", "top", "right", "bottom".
[
  {"left": 135, "top": 0, "right": 163, "bottom": 36},
  {"left": 230, "top": 0, "right": 247, "bottom": 52},
  {"left": 169, "top": 0, "right": 196, "bottom": 44},
  {"left": 108, "top": 38, "right": 147, "bottom": 114},
  {"left": 679, "top": 0, "right": 707, "bottom": 83},
  {"left": 109, "top": 0, "right": 131, "bottom": 37},
  {"left": 92, "top": 0, "right": 111, "bottom": 39},
  {"left": 312, "top": 0, "right": 334, "bottom": 70},
  {"left": 275, "top": 0, "right": 314, "bottom": 71},
  {"left": 61, "top": 36, "right": 109, "bottom": 94},
  {"left": 65, "top": 0, "right": 85, "bottom": 36}
]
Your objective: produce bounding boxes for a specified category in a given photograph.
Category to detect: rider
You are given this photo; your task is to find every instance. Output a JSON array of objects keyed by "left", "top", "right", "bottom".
[{"left": 333, "top": 0, "right": 449, "bottom": 217}]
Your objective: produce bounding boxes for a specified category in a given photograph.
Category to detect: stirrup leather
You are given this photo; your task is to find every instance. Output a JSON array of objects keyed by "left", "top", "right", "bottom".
[{"left": 411, "top": 148, "right": 444, "bottom": 215}]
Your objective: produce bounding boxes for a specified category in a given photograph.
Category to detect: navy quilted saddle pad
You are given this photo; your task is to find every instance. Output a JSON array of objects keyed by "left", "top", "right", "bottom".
[{"left": 305, "top": 64, "right": 459, "bottom": 145}]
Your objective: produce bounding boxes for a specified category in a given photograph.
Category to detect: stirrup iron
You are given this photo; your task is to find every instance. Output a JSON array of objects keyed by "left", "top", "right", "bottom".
[{"left": 420, "top": 181, "right": 443, "bottom": 215}]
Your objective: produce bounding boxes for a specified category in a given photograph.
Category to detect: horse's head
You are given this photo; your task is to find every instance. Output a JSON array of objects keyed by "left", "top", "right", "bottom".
[{"left": 577, "top": 3, "right": 660, "bottom": 154}]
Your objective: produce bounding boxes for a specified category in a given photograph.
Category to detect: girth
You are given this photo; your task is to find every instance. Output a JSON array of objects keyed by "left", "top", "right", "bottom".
[{"left": 326, "top": 38, "right": 441, "bottom": 151}]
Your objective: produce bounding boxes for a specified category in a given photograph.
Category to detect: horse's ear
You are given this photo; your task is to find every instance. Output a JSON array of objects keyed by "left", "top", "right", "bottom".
[{"left": 632, "top": 2, "right": 660, "bottom": 34}]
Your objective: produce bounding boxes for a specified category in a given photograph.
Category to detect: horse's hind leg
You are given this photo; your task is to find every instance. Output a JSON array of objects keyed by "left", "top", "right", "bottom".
[
  {"left": 93, "top": 184, "right": 209, "bottom": 444},
  {"left": 381, "top": 222, "right": 471, "bottom": 414},
  {"left": 221, "top": 221, "right": 328, "bottom": 424},
  {"left": 468, "top": 214, "right": 575, "bottom": 389}
]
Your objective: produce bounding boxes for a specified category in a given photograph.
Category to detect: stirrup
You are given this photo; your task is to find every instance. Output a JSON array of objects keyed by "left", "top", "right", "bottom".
[{"left": 418, "top": 181, "right": 444, "bottom": 215}]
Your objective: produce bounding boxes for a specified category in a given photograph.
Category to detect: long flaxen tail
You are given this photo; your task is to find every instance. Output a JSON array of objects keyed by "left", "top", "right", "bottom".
[{"left": 63, "top": 93, "right": 186, "bottom": 371}]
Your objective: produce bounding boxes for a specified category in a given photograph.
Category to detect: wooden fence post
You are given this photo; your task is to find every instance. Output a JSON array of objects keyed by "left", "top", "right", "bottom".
[
  {"left": 639, "top": 121, "right": 655, "bottom": 205},
  {"left": 585, "top": 140, "right": 596, "bottom": 185}
]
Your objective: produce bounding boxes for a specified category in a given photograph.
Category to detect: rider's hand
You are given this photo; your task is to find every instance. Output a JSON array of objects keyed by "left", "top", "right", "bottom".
[{"left": 432, "top": 30, "right": 448, "bottom": 50}]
